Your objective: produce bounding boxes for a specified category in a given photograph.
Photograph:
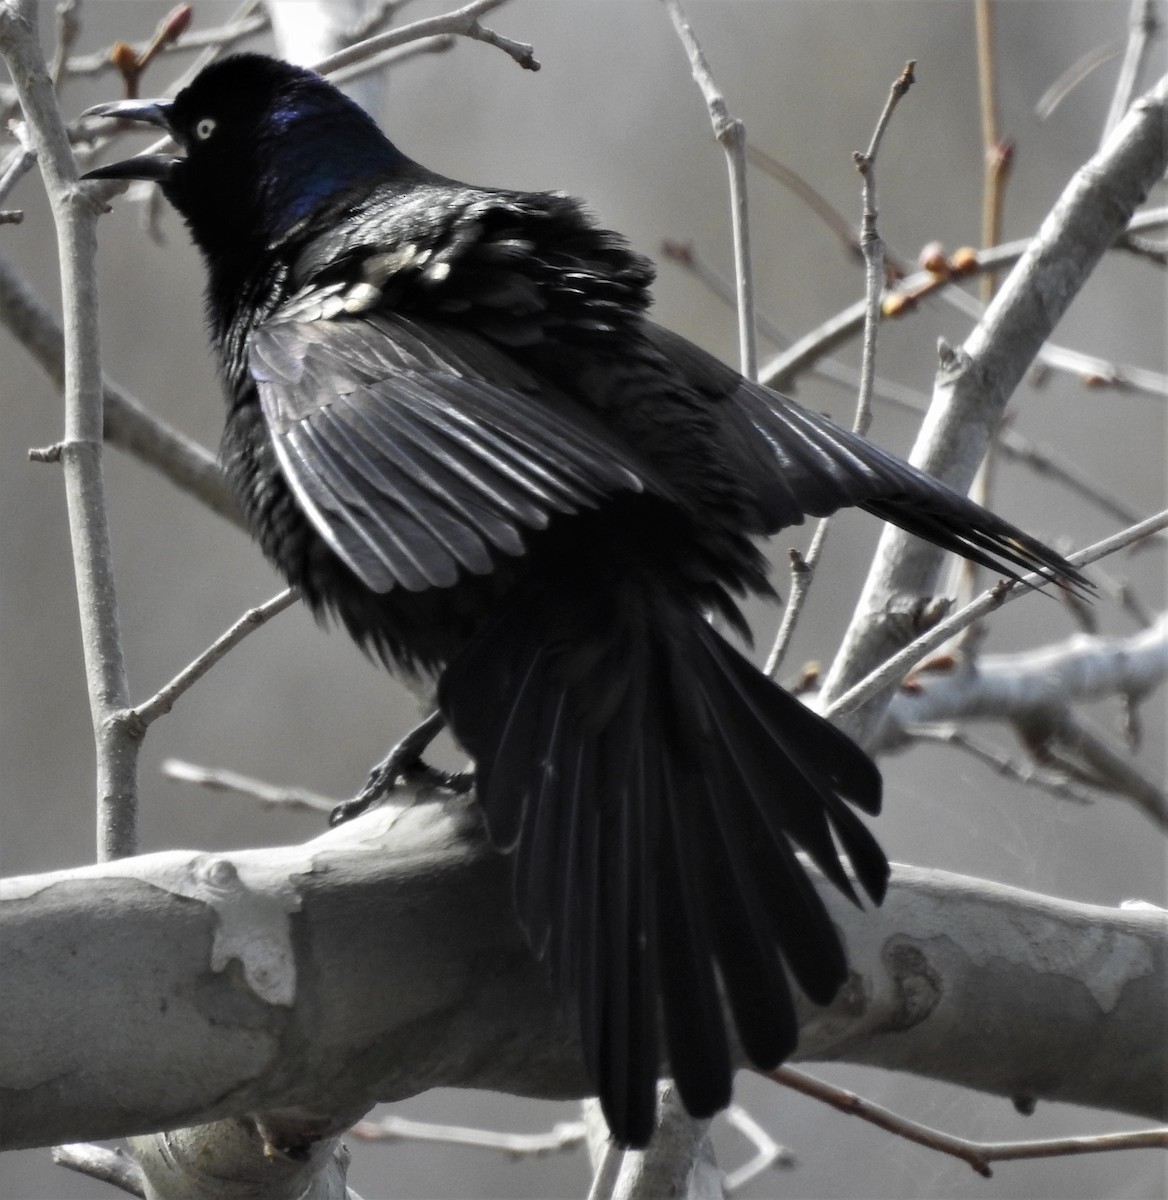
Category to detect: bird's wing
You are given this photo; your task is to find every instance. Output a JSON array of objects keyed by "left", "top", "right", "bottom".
[
  {"left": 248, "top": 307, "right": 650, "bottom": 592},
  {"left": 643, "top": 322, "right": 1088, "bottom": 589}
]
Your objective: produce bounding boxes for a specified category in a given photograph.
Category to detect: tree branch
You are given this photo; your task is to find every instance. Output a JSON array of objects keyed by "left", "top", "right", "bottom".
[
  {"left": 823, "top": 508, "right": 1168, "bottom": 729},
  {"left": 0, "top": 251, "right": 243, "bottom": 527},
  {"left": 2, "top": 799, "right": 1164, "bottom": 1153},
  {"left": 53, "top": 1142, "right": 145, "bottom": 1197},
  {"left": 1102, "top": 0, "right": 1162, "bottom": 144},
  {"left": 758, "top": 206, "right": 1168, "bottom": 398},
  {"left": 764, "top": 61, "right": 914, "bottom": 677},
  {"left": 876, "top": 612, "right": 1168, "bottom": 823},
  {"left": 127, "top": 588, "right": 298, "bottom": 730},
  {"left": 661, "top": 0, "right": 754, "bottom": 378},
  {"left": 882, "top": 611, "right": 1168, "bottom": 731},
  {"left": 768, "top": 1067, "right": 1168, "bottom": 1179},
  {"left": 314, "top": 0, "right": 538, "bottom": 77},
  {"left": 818, "top": 72, "right": 1168, "bottom": 747},
  {"left": 0, "top": 0, "right": 136, "bottom": 859}
]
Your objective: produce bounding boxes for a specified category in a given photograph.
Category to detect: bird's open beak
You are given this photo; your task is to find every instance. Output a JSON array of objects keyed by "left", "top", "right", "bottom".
[{"left": 81, "top": 99, "right": 182, "bottom": 182}]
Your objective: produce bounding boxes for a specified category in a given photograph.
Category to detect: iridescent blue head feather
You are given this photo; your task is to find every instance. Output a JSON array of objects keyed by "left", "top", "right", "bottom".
[{"left": 160, "top": 54, "right": 411, "bottom": 248}]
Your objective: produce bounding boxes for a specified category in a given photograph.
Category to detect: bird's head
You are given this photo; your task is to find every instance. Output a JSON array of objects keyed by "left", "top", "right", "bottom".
[{"left": 83, "top": 54, "right": 409, "bottom": 253}]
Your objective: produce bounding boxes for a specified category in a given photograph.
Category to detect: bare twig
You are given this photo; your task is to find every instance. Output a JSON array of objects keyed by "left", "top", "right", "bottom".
[
  {"left": 824, "top": 508, "right": 1168, "bottom": 726},
  {"left": 161, "top": 759, "right": 337, "bottom": 813},
  {"left": 818, "top": 74, "right": 1168, "bottom": 746},
  {"left": 759, "top": 206, "right": 1168, "bottom": 396},
  {"left": 52, "top": 1143, "right": 145, "bottom": 1197},
  {"left": 326, "top": 34, "right": 457, "bottom": 88},
  {"left": 0, "top": 128, "right": 37, "bottom": 206},
  {"left": 48, "top": 0, "right": 80, "bottom": 90},
  {"left": 0, "top": 251, "right": 243, "bottom": 527},
  {"left": 315, "top": 0, "right": 539, "bottom": 77},
  {"left": 107, "top": 4, "right": 193, "bottom": 99},
  {"left": 1, "top": 0, "right": 136, "bottom": 860},
  {"left": 905, "top": 724, "right": 1098, "bottom": 806},
  {"left": 661, "top": 238, "right": 916, "bottom": 399},
  {"left": 975, "top": 0, "right": 1013, "bottom": 302},
  {"left": 1116, "top": 228, "right": 1168, "bottom": 264},
  {"left": 745, "top": 143, "right": 867, "bottom": 269},
  {"left": 347, "top": 0, "right": 419, "bottom": 44},
  {"left": 661, "top": 0, "right": 754, "bottom": 378},
  {"left": 351, "top": 1113, "right": 587, "bottom": 1158},
  {"left": 1102, "top": 570, "right": 1157, "bottom": 626},
  {"left": 967, "top": 1, "right": 1010, "bottom": 619},
  {"left": 127, "top": 589, "right": 298, "bottom": 731},
  {"left": 1024, "top": 708, "right": 1168, "bottom": 827},
  {"left": 853, "top": 60, "right": 914, "bottom": 439},
  {"left": 721, "top": 1105, "right": 795, "bottom": 1192},
  {"left": 587, "top": 1143, "right": 623, "bottom": 1200},
  {"left": 1103, "top": 0, "right": 1162, "bottom": 143},
  {"left": 764, "top": 62, "right": 915, "bottom": 677},
  {"left": 764, "top": 540, "right": 818, "bottom": 678},
  {"left": 766, "top": 1067, "right": 1168, "bottom": 1179},
  {"left": 64, "top": 10, "right": 269, "bottom": 77},
  {"left": 929, "top": 268, "right": 1168, "bottom": 398},
  {"left": 993, "top": 427, "right": 1156, "bottom": 533}
]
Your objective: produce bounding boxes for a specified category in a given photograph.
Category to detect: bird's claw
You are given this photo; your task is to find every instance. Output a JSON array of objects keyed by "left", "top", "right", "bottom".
[{"left": 328, "top": 711, "right": 473, "bottom": 826}]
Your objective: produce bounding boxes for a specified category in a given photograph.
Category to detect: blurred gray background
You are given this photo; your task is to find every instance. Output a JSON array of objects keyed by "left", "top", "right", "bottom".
[{"left": 2, "top": 2, "right": 1165, "bottom": 1196}]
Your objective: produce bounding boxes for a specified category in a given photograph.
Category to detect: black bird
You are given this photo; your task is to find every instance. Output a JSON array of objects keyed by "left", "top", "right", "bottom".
[{"left": 84, "top": 55, "right": 1085, "bottom": 1147}]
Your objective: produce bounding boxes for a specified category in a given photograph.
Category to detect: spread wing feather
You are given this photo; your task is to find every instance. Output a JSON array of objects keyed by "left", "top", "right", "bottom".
[
  {"left": 642, "top": 322, "right": 1089, "bottom": 592},
  {"left": 249, "top": 310, "right": 649, "bottom": 592}
]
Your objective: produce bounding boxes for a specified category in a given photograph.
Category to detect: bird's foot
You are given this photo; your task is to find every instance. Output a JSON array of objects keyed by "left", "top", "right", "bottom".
[{"left": 329, "top": 710, "right": 472, "bottom": 827}]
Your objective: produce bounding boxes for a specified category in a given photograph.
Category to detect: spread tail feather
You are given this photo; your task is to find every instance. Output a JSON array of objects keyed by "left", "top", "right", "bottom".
[{"left": 438, "top": 576, "right": 888, "bottom": 1147}]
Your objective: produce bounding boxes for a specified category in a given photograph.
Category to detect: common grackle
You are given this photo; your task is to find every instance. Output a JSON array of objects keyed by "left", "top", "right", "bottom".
[{"left": 84, "top": 55, "right": 1086, "bottom": 1147}]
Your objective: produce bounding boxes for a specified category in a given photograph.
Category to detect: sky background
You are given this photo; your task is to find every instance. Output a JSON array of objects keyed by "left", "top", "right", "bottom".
[{"left": 2, "top": 2, "right": 1165, "bottom": 1197}]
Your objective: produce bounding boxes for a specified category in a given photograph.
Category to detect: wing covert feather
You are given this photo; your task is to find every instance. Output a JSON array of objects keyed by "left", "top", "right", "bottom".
[{"left": 249, "top": 310, "right": 648, "bottom": 591}]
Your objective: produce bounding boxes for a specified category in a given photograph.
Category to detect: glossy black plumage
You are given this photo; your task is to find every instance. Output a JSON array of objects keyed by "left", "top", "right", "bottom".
[{"left": 84, "top": 55, "right": 1087, "bottom": 1147}]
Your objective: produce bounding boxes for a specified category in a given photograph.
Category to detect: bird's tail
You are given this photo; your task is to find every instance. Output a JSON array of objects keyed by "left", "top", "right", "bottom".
[{"left": 438, "top": 566, "right": 888, "bottom": 1147}]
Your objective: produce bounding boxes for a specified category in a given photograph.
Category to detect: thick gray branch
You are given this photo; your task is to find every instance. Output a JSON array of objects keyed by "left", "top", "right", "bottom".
[
  {"left": 2, "top": 798, "right": 1164, "bottom": 1153},
  {"left": 883, "top": 613, "right": 1168, "bottom": 728},
  {"left": 818, "top": 72, "right": 1168, "bottom": 746},
  {"left": 876, "top": 613, "right": 1168, "bottom": 824}
]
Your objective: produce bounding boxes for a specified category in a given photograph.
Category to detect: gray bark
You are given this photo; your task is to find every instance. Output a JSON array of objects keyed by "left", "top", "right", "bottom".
[{"left": 3, "top": 796, "right": 1164, "bottom": 1152}]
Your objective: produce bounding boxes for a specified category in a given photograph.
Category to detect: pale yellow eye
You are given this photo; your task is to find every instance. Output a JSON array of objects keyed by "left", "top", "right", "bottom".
[{"left": 194, "top": 117, "right": 217, "bottom": 141}]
